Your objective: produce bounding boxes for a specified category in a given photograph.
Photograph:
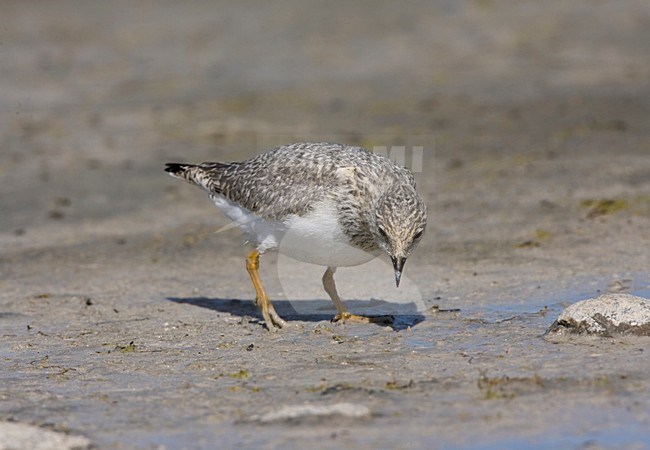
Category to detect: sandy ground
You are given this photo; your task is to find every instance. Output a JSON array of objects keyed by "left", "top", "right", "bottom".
[{"left": 1, "top": 1, "right": 650, "bottom": 448}]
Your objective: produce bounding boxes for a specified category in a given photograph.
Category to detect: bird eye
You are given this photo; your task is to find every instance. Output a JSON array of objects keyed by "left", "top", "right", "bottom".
[{"left": 413, "top": 230, "right": 424, "bottom": 240}]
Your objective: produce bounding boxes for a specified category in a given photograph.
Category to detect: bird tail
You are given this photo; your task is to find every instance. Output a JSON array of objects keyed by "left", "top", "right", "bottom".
[
  {"left": 165, "top": 163, "right": 198, "bottom": 183},
  {"left": 165, "top": 163, "right": 192, "bottom": 177},
  {"left": 165, "top": 161, "right": 231, "bottom": 193}
]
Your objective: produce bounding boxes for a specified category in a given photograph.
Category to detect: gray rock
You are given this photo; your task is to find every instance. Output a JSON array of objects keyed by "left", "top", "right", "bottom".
[
  {"left": 548, "top": 293, "right": 650, "bottom": 336},
  {"left": 0, "top": 422, "right": 91, "bottom": 450}
]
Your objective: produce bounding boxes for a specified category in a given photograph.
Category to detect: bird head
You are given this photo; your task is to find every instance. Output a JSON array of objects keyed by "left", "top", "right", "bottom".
[{"left": 373, "top": 184, "right": 427, "bottom": 287}]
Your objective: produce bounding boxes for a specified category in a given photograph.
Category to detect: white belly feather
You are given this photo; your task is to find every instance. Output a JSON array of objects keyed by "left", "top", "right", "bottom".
[
  {"left": 281, "top": 200, "right": 378, "bottom": 267},
  {"left": 210, "top": 195, "right": 377, "bottom": 267}
]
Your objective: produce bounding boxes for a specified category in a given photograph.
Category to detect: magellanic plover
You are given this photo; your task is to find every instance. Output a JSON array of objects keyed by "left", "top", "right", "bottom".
[{"left": 165, "top": 142, "right": 427, "bottom": 330}]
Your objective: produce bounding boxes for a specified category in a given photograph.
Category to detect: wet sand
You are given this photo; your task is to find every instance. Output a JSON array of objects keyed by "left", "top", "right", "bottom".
[{"left": 1, "top": 1, "right": 650, "bottom": 448}]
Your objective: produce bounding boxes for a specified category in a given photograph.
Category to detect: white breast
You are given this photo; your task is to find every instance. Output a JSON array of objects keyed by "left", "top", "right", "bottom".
[
  {"left": 210, "top": 195, "right": 377, "bottom": 267},
  {"left": 279, "top": 200, "right": 377, "bottom": 267}
]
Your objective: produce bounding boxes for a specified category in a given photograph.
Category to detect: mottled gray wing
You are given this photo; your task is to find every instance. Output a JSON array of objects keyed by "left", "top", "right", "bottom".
[
  {"left": 193, "top": 151, "right": 352, "bottom": 220},
  {"left": 167, "top": 142, "right": 407, "bottom": 221}
]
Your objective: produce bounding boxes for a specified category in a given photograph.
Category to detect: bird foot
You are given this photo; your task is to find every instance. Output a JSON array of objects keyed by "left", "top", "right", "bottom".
[
  {"left": 331, "top": 312, "right": 394, "bottom": 325},
  {"left": 260, "top": 304, "right": 287, "bottom": 331}
]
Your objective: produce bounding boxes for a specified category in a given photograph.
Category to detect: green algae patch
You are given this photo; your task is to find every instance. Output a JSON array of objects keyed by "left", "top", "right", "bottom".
[
  {"left": 228, "top": 369, "right": 250, "bottom": 379},
  {"left": 515, "top": 228, "right": 553, "bottom": 248},
  {"left": 119, "top": 341, "right": 137, "bottom": 353},
  {"left": 581, "top": 198, "right": 629, "bottom": 218}
]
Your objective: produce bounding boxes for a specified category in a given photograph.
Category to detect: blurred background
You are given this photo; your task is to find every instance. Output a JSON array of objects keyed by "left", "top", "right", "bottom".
[{"left": 1, "top": 0, "right": 649, "bottom": 285}]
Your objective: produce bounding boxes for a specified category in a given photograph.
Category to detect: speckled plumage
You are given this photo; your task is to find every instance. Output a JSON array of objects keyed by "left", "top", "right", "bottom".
[
  {"left": 166, "top": 142, "right": 427, "bottom": 329},
  {"left": 166, "top": 142, "right": 426, "bottom": 252}
]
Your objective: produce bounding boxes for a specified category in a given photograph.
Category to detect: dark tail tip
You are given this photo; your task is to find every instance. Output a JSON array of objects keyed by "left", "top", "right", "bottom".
[{"left": 165, "top": 163, "right": 188, "bottom": 175}]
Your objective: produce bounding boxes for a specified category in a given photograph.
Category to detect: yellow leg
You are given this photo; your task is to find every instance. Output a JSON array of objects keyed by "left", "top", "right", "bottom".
[
  {"left": 246, "top": 250, "right": 286, "bottom": 330},
  {"left": 322, "top": 267, "right": 394, "bottom": 325}
]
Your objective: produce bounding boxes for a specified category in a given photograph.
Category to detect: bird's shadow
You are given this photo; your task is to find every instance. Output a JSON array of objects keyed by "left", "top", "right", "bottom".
[{"left": 166, "top": 297, "right": 425, "bottom": 331}]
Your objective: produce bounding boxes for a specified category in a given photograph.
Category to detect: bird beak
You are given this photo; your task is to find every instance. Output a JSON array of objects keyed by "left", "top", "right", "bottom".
[{"left": 391, "top": 256, "right": 407, "bottom": 287}]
